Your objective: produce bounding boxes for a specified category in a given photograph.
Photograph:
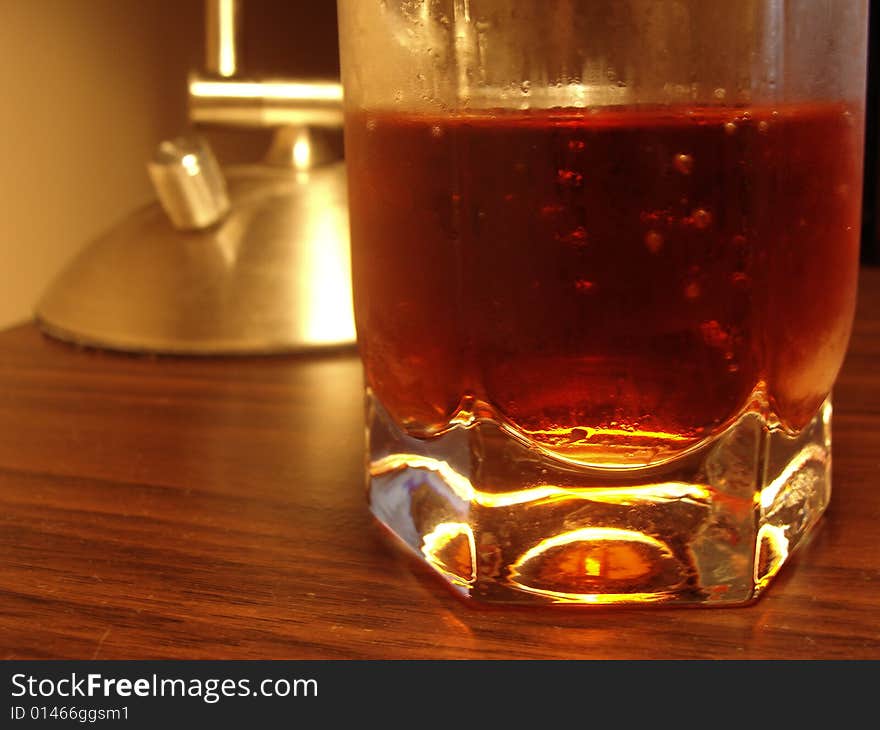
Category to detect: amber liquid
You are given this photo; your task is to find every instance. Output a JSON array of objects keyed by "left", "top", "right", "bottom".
[{"left": 346, "top": 103, "right": 861, "bottom": 464}]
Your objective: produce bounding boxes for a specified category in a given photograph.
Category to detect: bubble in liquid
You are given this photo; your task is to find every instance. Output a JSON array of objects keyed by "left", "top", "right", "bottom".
[
  {"left": 724, "top": 122, "right": 737, "bottom": 135},
  {"left": 673, "top": 153, "right": 694, "bottom": 175},
  {"left": 557, "top": 169, "right": 584, "bottom": 187},
  {"left": 714, "top": 88, "right": 727, "bottom": 100},
  {"left": 731, "top": 234, "right": 747, "bottom": 247},
  {"left": 366, "top": 118, "right": 378, "bottom": 132},
  {"left": 699, "top": 320, "right": 730, "bottom": 348},
  {"left": 684, "top": 281, "right": 701, "bottom": 300},
  {"left": 574, "top": 278, "right": 595, "bottom": 293},
  {"left": 644, "top": 230, "right": 664, "bottom": 254},
  {"left": 730, "top": 271, "right": 749, "bottom": 285},
  {"left": 691, "top": 208, "right": 713, "bottom": 230},
  {"left": 430, "top": 124, "right": 444, "bottom": 138},
  {"left": 568, "top": 140, "right": 586, "bottom": 152},
  {"left": 540, "top": 203, "right": 564, "bottom": 217},
  {"left": 727, "top": 362, "right": 740, "bottom": 373},
  {"left": 520, "top": 80, "right": 531, "bottom": 95},
  {"left": 557, "top": 226, "right": 589, "bottom": 247},
  {"left": 758, "top": 120, "right": 769, "bottom": 133}
]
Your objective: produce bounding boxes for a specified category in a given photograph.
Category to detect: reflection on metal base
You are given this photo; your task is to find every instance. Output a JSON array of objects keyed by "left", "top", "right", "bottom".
[{"left": 35, "top": 162, "right": 355, "bottom": 355}]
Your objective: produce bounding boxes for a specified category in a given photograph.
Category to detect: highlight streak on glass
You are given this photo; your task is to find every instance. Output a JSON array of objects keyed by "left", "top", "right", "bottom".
[
  {"left": 754, "top": 524, "right": 790, "bottom": 589},
  {"left": 421, "top": 522, "right": 477, "bottom": 588},
  {"left": 369, "top": 453, "right": 711, "bottom": 507}
]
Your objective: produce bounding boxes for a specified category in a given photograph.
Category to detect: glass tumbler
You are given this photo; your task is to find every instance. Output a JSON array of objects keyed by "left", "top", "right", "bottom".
[{"left": 338, "top": 1, "right": 869, "bottom": 605}]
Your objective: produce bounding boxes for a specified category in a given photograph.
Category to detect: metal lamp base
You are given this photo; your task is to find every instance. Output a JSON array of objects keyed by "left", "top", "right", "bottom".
[{"left": 35, "top": 162, "right": 356, "bottom": 355}]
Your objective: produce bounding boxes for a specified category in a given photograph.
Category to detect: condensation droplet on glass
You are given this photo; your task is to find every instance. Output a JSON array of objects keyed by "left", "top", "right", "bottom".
[
  {"left": 732, "top": 234, "right": 747, "bottom": 247},
  {"left": 673, "top": 153, "right": 693, "bottom": 175},
  {"left": 644, "top": 230, "right": 664, "bottom": 254},
  {"left": 724, "top": 122, "right": 737, "bottom": 135},
  {"left": 730, "top": 271, "right": 749, "bottom": 285},
  {"left": 691, "top": 208, "right": 713, "bottom": 230}
]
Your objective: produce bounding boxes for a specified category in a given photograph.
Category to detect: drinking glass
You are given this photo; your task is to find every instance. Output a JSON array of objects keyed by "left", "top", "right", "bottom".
[{"left": 337, "top": 0, "right": 869, "bottom": 605}]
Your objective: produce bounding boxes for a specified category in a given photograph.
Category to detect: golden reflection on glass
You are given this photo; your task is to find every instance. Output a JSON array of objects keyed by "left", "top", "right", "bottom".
[
  {"left": 758, "top": 444, "right": 828, "bottom": 511},
  {"left": 507, "top": 527, "right": 680, "bottom": 604}
]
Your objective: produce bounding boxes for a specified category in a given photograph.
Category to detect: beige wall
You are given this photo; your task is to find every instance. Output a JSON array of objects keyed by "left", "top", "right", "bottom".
[{"left": 0, "top": 0, "right": 202, "bottom": 329}]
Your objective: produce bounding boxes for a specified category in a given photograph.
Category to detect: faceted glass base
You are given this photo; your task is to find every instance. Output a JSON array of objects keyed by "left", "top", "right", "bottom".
[{"left": 367, "top": 392, "right": 832, "bottom": 606}]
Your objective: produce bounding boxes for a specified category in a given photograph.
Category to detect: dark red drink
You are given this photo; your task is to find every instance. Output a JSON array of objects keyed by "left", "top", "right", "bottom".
[{"left": 345, "top": 103, "right": 861, "bottom": 464}]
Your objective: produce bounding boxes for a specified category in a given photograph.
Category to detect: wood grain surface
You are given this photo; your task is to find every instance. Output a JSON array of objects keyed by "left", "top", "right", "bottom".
[{"left": 1, "top": 270, "right": 879, "bottom": 660}]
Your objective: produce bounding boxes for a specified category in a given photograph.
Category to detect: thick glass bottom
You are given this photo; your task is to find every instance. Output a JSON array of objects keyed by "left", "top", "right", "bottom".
[{"left": 366, "top": 392, "right": 832, "bottom": 606}]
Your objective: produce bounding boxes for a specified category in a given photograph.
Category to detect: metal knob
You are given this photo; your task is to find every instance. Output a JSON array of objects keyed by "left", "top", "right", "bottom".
[{"left": 147, "top": 135, "right": 230, "bottom": 230}]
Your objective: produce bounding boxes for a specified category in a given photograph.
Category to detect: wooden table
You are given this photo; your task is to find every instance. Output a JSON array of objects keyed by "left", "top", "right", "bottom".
[{"left": 1, "top": 270, "right": 878, "bottom": 661}]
